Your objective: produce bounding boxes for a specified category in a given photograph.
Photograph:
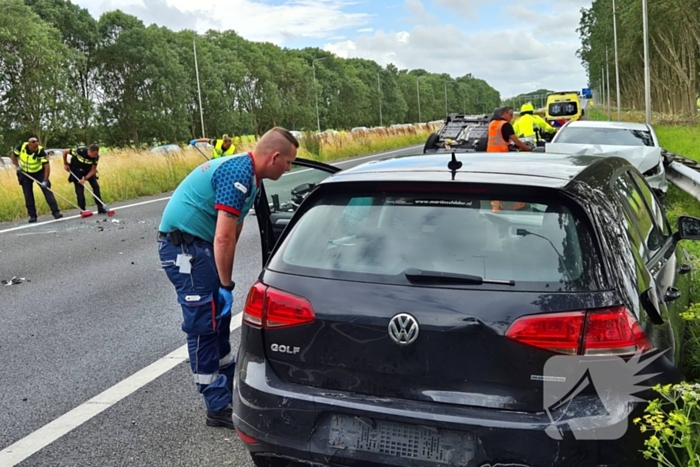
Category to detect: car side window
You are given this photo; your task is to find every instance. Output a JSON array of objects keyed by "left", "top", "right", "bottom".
[
  {"left": 630, "top": 171, "right": 671, "bottom": 237},
  {"left": 614, "top": 172, "right": 665, "bottom": 260}
]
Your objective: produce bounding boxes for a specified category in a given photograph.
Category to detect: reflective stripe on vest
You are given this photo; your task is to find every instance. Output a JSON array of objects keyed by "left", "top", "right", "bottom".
[
  {"left": 73, "top": 150, "right": 96, "bottom": 165},
  {"left": 487, "top": 121, "right": 509, "bottom": 152},
  {"left": 17, "top": 143, "right": 45, "bottom": 173},
  {"left": 212, "top": 140, "right": 236, "bottom": 159}
]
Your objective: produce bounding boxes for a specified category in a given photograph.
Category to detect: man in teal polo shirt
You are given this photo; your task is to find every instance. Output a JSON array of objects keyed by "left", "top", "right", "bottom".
[{"left": 157, "top": 127, "right": 298, "bottom": 429}]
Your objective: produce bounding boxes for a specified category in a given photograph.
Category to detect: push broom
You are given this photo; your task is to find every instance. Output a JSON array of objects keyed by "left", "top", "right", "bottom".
[
  {"left": 19, "top": 171, "right": 93, "bottom": 218},
  {"left": 69, "top": 169, "right": 115, "bottom": 217}
]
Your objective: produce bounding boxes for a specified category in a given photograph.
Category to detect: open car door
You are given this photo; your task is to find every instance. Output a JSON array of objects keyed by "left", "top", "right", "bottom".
[{"left": 254, "top": 158, "right": 340, "bottom": 264}]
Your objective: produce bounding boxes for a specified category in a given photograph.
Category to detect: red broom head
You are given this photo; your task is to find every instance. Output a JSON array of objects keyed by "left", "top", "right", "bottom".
[
  {"left": 107, "top": 210, "right": 115, "bottom": 217},
  {"left": 80, "top": 210, "right": 93, "bottom": 218}
]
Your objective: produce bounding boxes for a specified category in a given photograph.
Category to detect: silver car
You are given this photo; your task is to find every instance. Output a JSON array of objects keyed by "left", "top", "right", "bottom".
[{"left": 546, "top": 120, "right": 667, "bottom": 199}]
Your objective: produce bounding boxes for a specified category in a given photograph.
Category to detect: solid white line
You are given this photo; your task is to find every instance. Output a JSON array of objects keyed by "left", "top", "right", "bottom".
[
  {"left": 1, "top": 144, "right": 420, "bottom": 235},
  {"left": 0, "top": 196, "right": 172, "bottom": 235},
  {"left": 0, "top": 314, "right": 243, "bottom": 466}
]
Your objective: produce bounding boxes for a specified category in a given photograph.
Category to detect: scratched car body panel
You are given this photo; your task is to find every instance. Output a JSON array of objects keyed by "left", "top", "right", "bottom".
[{"left": 233, "top": 153, "right": 697, "bottom": 467}]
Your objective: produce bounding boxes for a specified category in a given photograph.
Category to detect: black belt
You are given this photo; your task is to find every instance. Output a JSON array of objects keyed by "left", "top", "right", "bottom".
[{"left": 158, "top": 229, "right": 203, "bottom": 247}]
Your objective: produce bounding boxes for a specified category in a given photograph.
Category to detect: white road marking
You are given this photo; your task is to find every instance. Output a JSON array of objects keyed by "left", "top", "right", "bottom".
[
  {"left": 0, "top": 314, "right": 243, "bottom": 466},
  {"left": 1, "top": 144, "right": 420, "bottom": 236},
  {"left": 0, "top": 144, "right": 420, "bottom": 462},
  {"left": 0, "top": 196, "right": 172, "bottom": 235}
]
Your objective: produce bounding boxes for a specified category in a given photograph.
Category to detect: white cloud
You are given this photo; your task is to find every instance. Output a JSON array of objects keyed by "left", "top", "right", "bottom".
[
  {"left": 75, "top": 0, "right": 372, "bottom": 43},
  {"left": 403, "top": 0, "right": 440, "bottom": 25},
  {"left": 323, "top": 24, "right": 587, "bottom": 95},
  {"left": 508, "top": 2, "right": 585, "bottom": 39},
  {"left": 434, "top": 0, "right": 490, "bottom": 19},
  {"left": 77, "top": 0, "right": 591, "bottom": 95}
]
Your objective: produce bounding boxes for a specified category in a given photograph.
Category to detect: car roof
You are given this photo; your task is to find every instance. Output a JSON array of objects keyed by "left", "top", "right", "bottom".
[
  {"left": 563, "top": 120, "right": 651, "bottom": 131},
  {"left": 323, "top": 152, "right": 619, "bottom": 189}
]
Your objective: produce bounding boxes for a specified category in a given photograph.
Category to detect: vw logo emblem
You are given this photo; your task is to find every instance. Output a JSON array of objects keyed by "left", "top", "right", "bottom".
[{"left": 388, "top": 313, "right": 419, "bottom": 345}]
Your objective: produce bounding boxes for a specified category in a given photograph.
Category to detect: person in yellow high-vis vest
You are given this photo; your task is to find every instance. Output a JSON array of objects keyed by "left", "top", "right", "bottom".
[
  {"left": 189, "top": 135, "right": 236, "bottom": 159},
  {"left": 11, "top": 137, "right": 63, "bottom": 223}
]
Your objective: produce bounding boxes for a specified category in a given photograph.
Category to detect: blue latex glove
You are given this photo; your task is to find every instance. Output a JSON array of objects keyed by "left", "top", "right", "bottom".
[
  {"left": 189, "top": 139, "right": 197, "bottom": 146},
  {"left": 41, "top": 180, "right": 49, "bottom": 188},
  {"left": 218, "top": 287, "right": 233, "bottom": 317}
]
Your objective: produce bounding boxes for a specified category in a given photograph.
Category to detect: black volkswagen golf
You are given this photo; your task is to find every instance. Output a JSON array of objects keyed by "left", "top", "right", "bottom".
[{"left": 233, "top": 152, "right": 700, "bottom": 467}]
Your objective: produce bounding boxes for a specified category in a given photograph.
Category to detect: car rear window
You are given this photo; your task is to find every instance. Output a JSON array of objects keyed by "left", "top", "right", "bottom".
[
  {"left": 269, "top": 188, "right": 604, "bottom": 292},
  {"left": 556, "top": 127, "right": 654, "bottom": 147},
  {"left": 548, "top": 102, "right": 578, "bottom": 117}
]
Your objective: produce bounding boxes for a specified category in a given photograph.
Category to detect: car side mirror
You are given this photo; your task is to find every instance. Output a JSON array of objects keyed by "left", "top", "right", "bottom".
[
  {"left": 674, "top": 216, "right": 700, "bottom": 241},
  {"left": 291, "top": 183, "right": 314, "bottom": 197},
  {"left": 640, "top": 287, "right": 664, "bottom": 325}
]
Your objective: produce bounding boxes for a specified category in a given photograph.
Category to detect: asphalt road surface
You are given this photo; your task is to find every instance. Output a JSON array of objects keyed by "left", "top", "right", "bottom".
[{"left": 0, "top": 145, "right": 421, "bottom": 467}]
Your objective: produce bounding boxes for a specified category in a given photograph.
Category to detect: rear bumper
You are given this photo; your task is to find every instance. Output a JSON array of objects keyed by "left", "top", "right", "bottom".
[{"left": 232, "top": 354, "right": 655, "bottom": 467}]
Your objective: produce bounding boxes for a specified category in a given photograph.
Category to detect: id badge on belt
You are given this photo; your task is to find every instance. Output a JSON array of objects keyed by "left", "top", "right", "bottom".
[{"left": 176, "top": 254, "right": 193, "bottom": 274}]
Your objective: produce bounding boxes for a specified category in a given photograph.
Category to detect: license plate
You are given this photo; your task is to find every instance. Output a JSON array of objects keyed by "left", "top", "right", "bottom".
[{"left": 328, "top": 414, "right": 476, "bottom": 466}]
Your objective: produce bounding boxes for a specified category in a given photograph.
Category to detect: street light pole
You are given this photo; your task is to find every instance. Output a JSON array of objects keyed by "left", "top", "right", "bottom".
[
  {"left": 642, "top": 0, "right": 652, "bottom": 125},
  {"left": 193, "top": 36, "right": 205, "bottom": 137},
  {"left": 606, "top": 47, "right": 611, "bottom": 120},
  {"left": 612, "top": 0, "right": 621, "bottom": 121},
  {"left": 377, "top": 71, "right": 383, "bottom": 127},
  {"left": 444, "top": 81, "right": 448, "bottom": 116},
  {"left": 416, "top": 78, "right": 421, "bottom": 123},
  {"left": 312, "top": 58, "right": 326, "bottom": 133},
  {"left": 601, "top": 67, "right": 606, "bottom": 119}
]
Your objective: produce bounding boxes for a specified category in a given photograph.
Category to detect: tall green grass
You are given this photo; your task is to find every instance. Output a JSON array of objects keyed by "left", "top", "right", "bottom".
[{"left": 0, "top": 127, "right": 436, "bottom": 222}]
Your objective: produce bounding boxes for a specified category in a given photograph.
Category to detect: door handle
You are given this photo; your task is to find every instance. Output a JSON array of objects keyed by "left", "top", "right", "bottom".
[
  {"left": 679, "top": 263, "right": 692, "bottom": 275},
  {"left": 665, "top": 287, "right": 682, "bottom": 303}
]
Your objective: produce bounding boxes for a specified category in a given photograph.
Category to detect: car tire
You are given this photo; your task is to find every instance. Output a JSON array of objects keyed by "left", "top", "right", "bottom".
[
  {"left": 250, "top": 454, "right": 300, "bottom": 467},
  {"left": 424, "top": 133, "right": 440, "bottom": 153}
]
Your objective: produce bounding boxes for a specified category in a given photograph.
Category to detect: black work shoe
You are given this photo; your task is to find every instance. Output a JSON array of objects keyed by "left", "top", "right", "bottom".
[
  {"left": 97, "top": 209, "right": 107, "bottom": 215},
  {"left": 28, "top": 217, "right": 37, "bottom": 223},
  {"left": 206, "top": 406, "right": 235, "bottom": 429},
  {"left": 53, "top": 212, "right": 63, "bottom": 220}
]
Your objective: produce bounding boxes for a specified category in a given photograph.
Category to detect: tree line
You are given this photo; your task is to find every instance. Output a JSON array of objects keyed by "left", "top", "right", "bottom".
[
  {"left": 0, "top": 0, "right": 502, "bottom": 149},
  {"left": 577, "top": 0, "right": 699, "bottom": 116}
]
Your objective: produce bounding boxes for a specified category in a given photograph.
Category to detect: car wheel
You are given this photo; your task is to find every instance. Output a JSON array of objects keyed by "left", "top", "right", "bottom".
[
  {"left": 424, "top": 133, "right": 440, "bottom": 153},
  {"left": 250, "top": 454, "right": 301, "bottom": 467}
]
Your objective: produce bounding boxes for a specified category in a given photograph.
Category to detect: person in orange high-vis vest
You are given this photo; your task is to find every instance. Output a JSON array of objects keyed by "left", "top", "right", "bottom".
[
  {"left": 487, "top": 107, "right": 531, "bottom": 211},
  {"left": 487, "top": 107, "right": 532, "bottom": 153}
]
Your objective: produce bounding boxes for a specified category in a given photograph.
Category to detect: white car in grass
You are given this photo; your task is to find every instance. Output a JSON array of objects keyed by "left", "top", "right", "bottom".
[{"left": 546, "top": 120, "right": 667, "bottom": 200}]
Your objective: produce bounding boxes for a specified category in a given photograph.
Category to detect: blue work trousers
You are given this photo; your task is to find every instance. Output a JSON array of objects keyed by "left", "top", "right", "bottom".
[{"left": 157, "top": 234, "right": 235, "bottom": 412}]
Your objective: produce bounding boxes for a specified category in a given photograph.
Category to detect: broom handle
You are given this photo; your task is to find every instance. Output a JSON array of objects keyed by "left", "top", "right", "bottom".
[
  {"left": 69, "top": 169, "right": 108, "bottom": 208},
  {"left": 20, "top": 171, "right": 84, "bottom": 211}
]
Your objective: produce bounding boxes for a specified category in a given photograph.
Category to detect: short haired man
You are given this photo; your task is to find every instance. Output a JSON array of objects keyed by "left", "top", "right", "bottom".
[
  {"left": 190, "top": 134, "right": 236, "bottom": 159},
  {"left": 486, "top": 106, "right": 532, "bottom": 152},
  {"left": 157, "top": 127, "right": 299, "bottom": 429},
  {"left": 11, "top": 137, "right": 63, "bottom": 223},
  {"left": 62, "top": 144, "right": 107, "bottom": 214}
]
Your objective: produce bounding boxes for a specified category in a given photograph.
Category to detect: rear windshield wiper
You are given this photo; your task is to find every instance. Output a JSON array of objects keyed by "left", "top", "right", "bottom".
[{"left": 403, "top": 268, "right": 515, "bottom": 286}]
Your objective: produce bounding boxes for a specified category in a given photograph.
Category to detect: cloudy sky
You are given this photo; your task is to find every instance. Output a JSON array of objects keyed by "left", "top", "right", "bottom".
[{"left": 73, "top": 0, "right": 593, "bottom": 98}]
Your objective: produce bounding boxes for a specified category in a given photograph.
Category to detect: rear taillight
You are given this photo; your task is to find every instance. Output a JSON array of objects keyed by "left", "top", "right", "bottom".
[
  {"left": 236, "top": 428, "right": 258, "bottom": 444},
  {"left": 505, "top": 306, "right": 652, "bottom": 356},
  {"left": 243, "top": 281, "right": 315, "bottom": 329}
]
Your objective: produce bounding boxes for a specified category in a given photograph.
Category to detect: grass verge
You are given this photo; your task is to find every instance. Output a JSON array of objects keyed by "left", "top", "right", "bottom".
[{"left": 0, "top": 126, "right": 436, "bottom": 222}]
